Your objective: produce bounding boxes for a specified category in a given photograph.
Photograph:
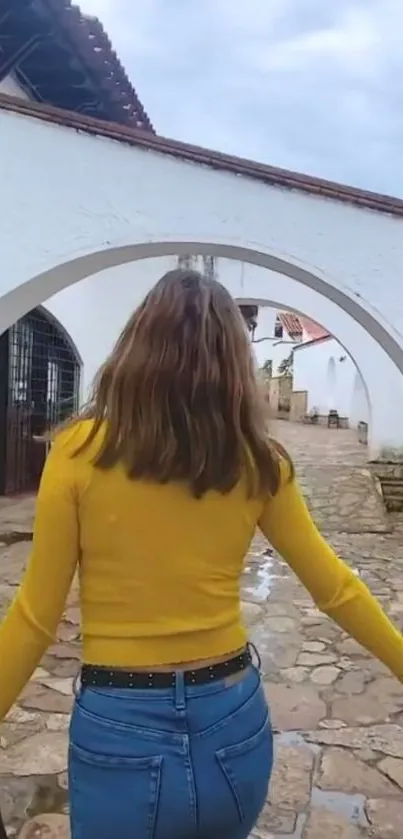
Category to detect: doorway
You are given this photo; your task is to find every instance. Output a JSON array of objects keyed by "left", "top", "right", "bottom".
[{"left": 0, "top": 308, "right": 80, "bottom": 494}]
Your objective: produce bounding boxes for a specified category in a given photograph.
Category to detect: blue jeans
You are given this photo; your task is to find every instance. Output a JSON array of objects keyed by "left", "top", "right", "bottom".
[{"left": 68, "top": 664, "right": 273, "bottom": 839}]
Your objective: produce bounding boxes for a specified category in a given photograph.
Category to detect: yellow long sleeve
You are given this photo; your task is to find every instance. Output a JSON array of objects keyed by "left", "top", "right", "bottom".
[
  {"left": 0, "top": 439, "right": 79, "bottom": 720},
  {"left": 259, "top": 470, "right": 403, "bottom": 681},
  {"left": 1, "top": 415, "right": 402, "bottom": 723}
]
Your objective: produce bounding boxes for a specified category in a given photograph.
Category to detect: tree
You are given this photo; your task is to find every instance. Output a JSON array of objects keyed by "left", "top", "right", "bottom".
[
  {"left": 278, "top": 351, "right": 294, "bottom": 377},
  {"left": 261, "top": 359, "right": 273, "bottom": 378}
]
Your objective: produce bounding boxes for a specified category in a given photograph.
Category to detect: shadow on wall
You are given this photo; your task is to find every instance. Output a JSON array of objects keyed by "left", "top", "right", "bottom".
[
  {"left": 326, "top": 357, "right": 337, "bottom": 412},
  {"left": 351, "top": 369, "right": 370, "bottom": 427}
]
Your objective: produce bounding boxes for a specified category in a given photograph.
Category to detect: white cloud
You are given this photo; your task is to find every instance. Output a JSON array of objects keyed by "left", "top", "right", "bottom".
[{"left": 80, "top": 0, "right": 403, "bottom": 196}]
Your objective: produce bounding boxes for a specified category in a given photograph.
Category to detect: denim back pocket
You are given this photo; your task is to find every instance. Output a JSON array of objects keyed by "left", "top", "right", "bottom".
[
  {"left": 215, "top": 712, "right": 273, "bottom": 826},
  {"left": 69, "top": 742, "right": 163, "bottom": 839}
]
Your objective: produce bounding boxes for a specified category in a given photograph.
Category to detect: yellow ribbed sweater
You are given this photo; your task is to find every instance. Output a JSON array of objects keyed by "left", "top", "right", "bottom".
[{"left": 0, "top": 419, "right": 402, "bottom": 720}]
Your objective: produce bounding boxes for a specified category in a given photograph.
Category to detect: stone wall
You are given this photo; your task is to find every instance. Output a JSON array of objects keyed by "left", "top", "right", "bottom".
[
  {"left": 290, "top": 390, "right": 308, "bottom": 422},
  {"left": 268, "top": 375, "right": 292, "bottom": 417},
  {"left": 370, "top": 461, "right": 403, "bottom": 512}
]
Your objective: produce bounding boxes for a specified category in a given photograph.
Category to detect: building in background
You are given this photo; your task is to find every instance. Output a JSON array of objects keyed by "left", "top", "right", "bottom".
[
  {"left": 252, "top": 308, "right": 368, "bottom": 431},
  {"left": 293, "top": 332, "right": 369, "bottom": 429},
  {"left": 250, "top": 308, "right": 326, "bottom": 368}
]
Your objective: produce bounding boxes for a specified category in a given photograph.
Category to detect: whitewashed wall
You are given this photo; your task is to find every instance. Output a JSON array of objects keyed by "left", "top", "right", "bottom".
[
  {"left": 1, "top": 106, "right": 403, "bottom": 457},
  {"left": 350, "top": 370, "right": 370, "bottom": 428},
  {"left": 46, "top": 256, "right": 176, "bottom": 398},
  {"left": 293, "top": 337, "right": 369, "bottom": 424}
]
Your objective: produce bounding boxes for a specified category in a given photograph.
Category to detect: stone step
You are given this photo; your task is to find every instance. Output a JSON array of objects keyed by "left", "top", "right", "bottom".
[
  {"left": 0, "top": 530, "right": 33, "bottom": 546},
  {"left": 382, "top": 481, "right": 403, "bottom": 496},
  {"left": 377, "top": 477, "right": 403, "bottom": 512}
]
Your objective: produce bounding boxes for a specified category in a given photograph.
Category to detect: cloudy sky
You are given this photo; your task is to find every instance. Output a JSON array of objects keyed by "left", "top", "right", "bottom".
[{"left": 80, "top": 1, "right": 402, "bottom": 196}]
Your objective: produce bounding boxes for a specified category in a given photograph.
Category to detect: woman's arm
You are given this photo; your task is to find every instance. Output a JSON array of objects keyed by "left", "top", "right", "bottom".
[
  {"left": 0, "top": 437, "right": 79, "bottom": 720},
  {"left": 258, "top": 461, "right": 403, "bottom": 680}
]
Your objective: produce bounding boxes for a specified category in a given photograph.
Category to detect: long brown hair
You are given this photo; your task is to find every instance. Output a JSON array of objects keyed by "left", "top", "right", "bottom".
[{"left": 68, "top": 269, "right": 293, "bottom": 497}]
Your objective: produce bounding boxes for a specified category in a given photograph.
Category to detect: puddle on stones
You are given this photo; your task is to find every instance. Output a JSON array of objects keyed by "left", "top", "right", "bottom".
[
  {"left": 311, "top": 788, "right": 369, "bottom": 828},
  {"left": 243, "top": 556, "right": 280, "bottom": 602},
  {"left": 274, "top": 737, "right": 369, "bottom": 829},
  {"left": 292, "top": 814, "right": 308, "bottom": 839},
  {"left": 275, "top": 731, "right": 321, "bottom": 754}
]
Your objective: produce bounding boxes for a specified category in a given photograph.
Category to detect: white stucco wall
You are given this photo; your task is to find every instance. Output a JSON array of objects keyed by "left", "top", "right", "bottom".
[
  {"left": 293, "top": 338, "right": 369, "bottom": 424},
  {"left": 46, "top": 256, "right": 176, "bottom": 397},
  {"left": 1, "top": 105, "right": 403, "bottom": 458}
]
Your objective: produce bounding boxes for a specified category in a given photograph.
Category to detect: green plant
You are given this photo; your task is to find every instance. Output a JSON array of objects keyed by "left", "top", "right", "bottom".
[
  {"left": 278, "top": 351, "right": 294, "bottom": 377},
  {"left": 261, "top": 359, "right": 273, "bottom": 377}
]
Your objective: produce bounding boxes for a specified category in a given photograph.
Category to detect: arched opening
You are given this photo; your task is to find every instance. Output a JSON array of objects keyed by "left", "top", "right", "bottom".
[
  {"left": 37, "top": 305, "right": 83, "bottom": 368},
  {"left": 0, "top": 306, "right": 81, "bottom": 495},
  {"left": 236, "top": 297, "right": 371, "bottom": 434},
  {"left": 1, "top": 241, "right": 401, "bottom": 371},
  {"left": 0, "top": 241, "right": 401, "bottom": 460}
]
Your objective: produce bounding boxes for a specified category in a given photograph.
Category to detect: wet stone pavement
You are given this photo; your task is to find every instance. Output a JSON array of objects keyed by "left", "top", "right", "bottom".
[{"left": 1, "top": 423, "right": 403, "bottom": 837}]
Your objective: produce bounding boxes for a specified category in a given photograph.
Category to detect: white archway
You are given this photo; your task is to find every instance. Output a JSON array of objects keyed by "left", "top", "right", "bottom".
[
  {"left": 235, "top": 294, "right": 372, "bottom": 432},
  {"left": 0, "top": 242, "right": 401, "bottom": 370},
  {"left": 0, "top": 241, "right": 401, "bottom": 460}
]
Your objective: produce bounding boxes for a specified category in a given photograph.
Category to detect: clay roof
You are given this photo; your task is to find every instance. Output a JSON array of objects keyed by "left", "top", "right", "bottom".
[
  {"left": 277, "top": 312, "right": 330, "bottom": 343},
  {"left": 293, "top": 333, "right": 332, "bottom": 350},
  {"left": 2, "top": 0, "right": 154, "bottom": 131},
  {"left": 277, "top": 313, "right": 303, "bottom": 339},
  {"left": 298, "top": 317, "right": 330, "bottom": 341},
  {"left": 1, "top": 94, "right": 403, "bottom": 217}
]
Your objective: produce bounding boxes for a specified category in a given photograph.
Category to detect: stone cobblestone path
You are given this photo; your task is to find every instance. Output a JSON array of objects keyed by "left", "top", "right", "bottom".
[{"left": 1, "top": 422, "right": 403, "bottom": 837}]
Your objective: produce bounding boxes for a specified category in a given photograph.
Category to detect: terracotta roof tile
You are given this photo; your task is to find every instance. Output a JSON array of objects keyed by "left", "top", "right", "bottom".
[
  {"left": 293, "top": 333, "right": 332, "bottom": 350},
  {"left": 299, "top": 316, "right": 330, "bottom": 341},
  {"left": 52, "top": 1, "right": 154, "bottom": 130},
  {"left": 277, "top": 312, "right": 330, "bottom": 344},
  {"left": 278, "top": 312, "right": 303, "bottom": 339},
  {"left": 5, "top": 0, "right": 154, "bottom": 130}
]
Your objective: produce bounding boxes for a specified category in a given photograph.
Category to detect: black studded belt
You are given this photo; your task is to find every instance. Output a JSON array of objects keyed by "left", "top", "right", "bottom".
[{"left": 80, "top": 647, "right": 252, "bottom": 690}]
